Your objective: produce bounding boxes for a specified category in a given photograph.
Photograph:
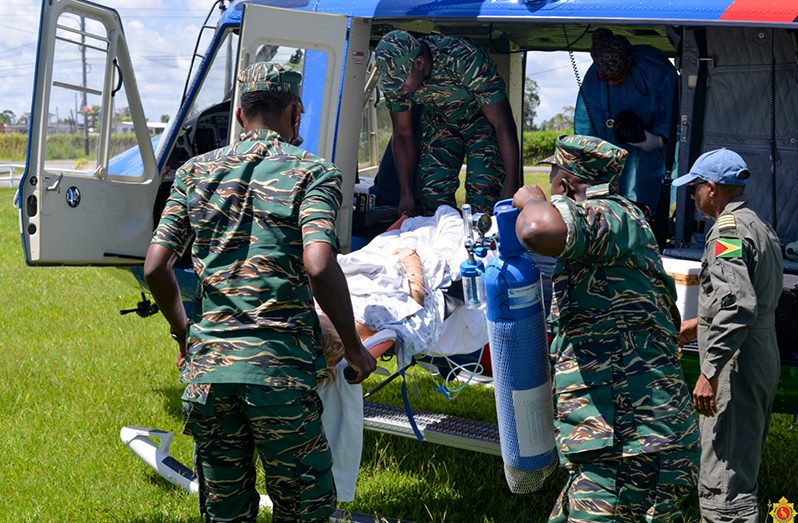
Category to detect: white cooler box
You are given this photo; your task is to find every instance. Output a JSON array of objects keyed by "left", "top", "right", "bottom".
[{"left": 661, "top": 256, "right": 701, "bottom": 321}]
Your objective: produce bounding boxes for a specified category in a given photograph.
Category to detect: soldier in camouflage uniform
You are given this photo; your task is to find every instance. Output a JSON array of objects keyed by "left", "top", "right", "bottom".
[
  {"left": 512, "top": 135, "right": 700, "bottom": 522},
  {"left": 674, "top": 149, "right": 783, "bottom": 523},
  {"left": 375, "top": 30, "right": 520, "bottom": 216},
  {"left": 143, "top": 62, "right": 376, "bottom": 522}
]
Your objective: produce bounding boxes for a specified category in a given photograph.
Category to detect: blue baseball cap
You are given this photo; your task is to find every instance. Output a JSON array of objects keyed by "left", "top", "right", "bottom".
[{"left": 672, "top": 148, "right": 750, "bottom": 187}]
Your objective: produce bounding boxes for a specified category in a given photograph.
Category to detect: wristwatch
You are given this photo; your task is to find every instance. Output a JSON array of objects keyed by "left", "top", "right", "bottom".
[{"left": 170, "top": 326, "right": 187, "bottom": 343}]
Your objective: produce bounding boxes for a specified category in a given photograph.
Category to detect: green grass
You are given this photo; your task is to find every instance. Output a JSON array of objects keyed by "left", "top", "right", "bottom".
[
  {"left": 1, "top": 185, "right": 796, "bottom": 522},
  {"left": 0, "top": 133, "right": 139, "bottom": 162}
]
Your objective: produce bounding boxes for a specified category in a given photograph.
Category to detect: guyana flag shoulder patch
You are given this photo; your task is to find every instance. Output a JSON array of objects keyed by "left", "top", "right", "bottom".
[{"left": 715, "top": 237, "right": 742, "bottom": 258}]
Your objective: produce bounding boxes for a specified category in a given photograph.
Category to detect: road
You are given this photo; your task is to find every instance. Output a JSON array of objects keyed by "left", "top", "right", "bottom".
[{"left": 0, "top": 160, "right": 78, "bottom": 188}]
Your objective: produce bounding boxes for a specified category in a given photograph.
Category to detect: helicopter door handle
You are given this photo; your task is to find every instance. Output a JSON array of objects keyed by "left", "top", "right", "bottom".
[{"left": 46, "top": 173, "right": 64, "bottom": 191}]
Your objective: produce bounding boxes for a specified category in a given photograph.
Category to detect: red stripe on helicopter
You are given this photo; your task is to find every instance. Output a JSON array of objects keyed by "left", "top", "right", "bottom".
[{"left": 720, "top": 0, "right": 798, "bottom": 22}]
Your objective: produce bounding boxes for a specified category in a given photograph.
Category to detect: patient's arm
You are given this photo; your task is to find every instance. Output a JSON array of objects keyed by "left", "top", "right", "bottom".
[
  {"left": 305, "top": 242, "right": 376, "bottom": 384},
  {"left": 317, "top": 311, "right": 344, "bottom": 383},
  {"left": 395, "top": 247, "right": 425, "bottom": 306},
  {"left": 325, "top": 246, "right": 426, "bottom": 348},
  {"left": 356, "top": 321, "right": 377, "bottom": 342},
  {"left": 317, "top": 306, "right": 377, "bottom": 358}
]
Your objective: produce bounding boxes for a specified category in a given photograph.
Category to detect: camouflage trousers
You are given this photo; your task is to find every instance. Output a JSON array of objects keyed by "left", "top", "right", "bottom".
[
  {"left": 417, "top": 110, "right": 505, "bottom": 215},
  {"left": 549, "top": 446, "right": 698, "bottom": 523},
  {"left": 182, "top": 383, "right": 336, "bottom": 522}
]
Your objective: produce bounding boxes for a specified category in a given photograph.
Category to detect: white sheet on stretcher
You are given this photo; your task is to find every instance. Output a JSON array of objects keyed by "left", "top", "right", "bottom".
[{"left": 338, "top": 205, "right": 488, "bottom": 367}]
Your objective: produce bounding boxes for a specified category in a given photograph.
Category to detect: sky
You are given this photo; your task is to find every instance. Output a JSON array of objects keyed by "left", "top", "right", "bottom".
[{"left": 0, "top": 0, "right": 590, "bottom": 128}]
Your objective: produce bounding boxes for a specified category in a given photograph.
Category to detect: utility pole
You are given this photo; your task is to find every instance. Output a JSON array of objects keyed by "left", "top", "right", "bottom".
[{"left": 81, "top": 16, "right": 89, "bottom": 156}]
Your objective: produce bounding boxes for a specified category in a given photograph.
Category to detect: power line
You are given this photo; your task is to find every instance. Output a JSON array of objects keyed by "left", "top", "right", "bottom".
[
  {"left": 0, "top": 54, "right": 192, "bottom": 74},
  {"left": 528, "top": 59, "right": 591, "bottom": 76},
  {"left": 1, "top": 12, "right": 216, "bottom": 21},
  {"left": 0, "top": 23, "right": 38, "bottom": 35},
  {"left": 0, "top": 42, "right": 36, "bottom": 58},
  {"left": 0, "top": 6, "right": 212, "bottom": 13}
]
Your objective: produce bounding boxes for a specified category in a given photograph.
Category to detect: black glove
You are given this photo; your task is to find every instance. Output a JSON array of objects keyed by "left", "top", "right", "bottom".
[{"left": 613, "top": 110, "right": 646, "bottom": 144}]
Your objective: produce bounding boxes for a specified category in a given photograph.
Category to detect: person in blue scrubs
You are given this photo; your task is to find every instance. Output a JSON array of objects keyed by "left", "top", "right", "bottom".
[{"left": 574, "top": 28, "right": 677, "bottom": 215}]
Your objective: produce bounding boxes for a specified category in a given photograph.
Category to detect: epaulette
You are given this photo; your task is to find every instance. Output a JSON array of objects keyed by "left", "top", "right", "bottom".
[
  {"left": 716, "top": 213, "right": 738, "bottom": 236},
  {"left": 586, "top": 183, "right": 611, "bottom": 198}
]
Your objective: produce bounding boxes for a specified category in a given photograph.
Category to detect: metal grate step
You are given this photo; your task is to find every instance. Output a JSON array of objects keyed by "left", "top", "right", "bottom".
[{"left": 363, "top": 401, "right": 501, "bottom": 456}]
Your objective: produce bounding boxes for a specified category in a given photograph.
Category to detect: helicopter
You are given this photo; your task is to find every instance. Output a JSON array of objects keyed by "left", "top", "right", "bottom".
[{"left": 18, "top": 0, "right": 798, "bottom": 464}]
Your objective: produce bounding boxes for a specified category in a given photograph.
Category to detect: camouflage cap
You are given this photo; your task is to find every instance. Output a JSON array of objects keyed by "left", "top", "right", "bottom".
[
  {"left": 375, "top": 30, "right": 421, "bottom": 96},
  {"left": 237, "top": 61, "right": 302, "bottom": 97},
  {"left": 540, "top": 134, "right": 628, "bottom": 184}
]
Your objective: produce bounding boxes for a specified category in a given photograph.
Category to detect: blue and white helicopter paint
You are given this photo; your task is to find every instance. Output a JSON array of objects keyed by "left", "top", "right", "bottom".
[{"left": 18, "top": 0, "right": 798, "bottom": 516}]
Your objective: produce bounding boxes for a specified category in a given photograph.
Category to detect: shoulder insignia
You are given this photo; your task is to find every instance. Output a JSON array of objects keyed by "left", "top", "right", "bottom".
[
  {"left": 716, "top": 214, "right": 737, "bottom": 234},
  {"left": 715, "top": 237, "right": 742, "bottom": 258},
  {"left": 586, "top": 183, "right": 610, "bottom": 198}
]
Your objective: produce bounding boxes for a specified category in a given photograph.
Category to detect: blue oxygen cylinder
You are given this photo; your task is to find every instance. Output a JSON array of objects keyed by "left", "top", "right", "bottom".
[{"left": 484, "top": 199, "right": 557, "bottom": 494}]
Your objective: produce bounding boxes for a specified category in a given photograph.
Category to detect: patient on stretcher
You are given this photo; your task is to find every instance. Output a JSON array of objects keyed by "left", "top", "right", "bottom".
[
  {"left": 313, "top": 207, "right": 493, "bottom": 501},
  {"left": 314, "top": 246, "right": 428, "bottom": 375},
  {"left": 320, "top": 205, "right": 489, "bottom": 369}
]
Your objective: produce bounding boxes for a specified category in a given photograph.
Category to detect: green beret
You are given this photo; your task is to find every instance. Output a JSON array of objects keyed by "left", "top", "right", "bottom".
[
  {"left": 375, "top": 30, "right": 421, "bottom": 97},
  {"left": 238, "top": 61, "right": 302, "bottom": 97},
  {"left": 540, "top": 135, "right": 628, "bottom": 184}
]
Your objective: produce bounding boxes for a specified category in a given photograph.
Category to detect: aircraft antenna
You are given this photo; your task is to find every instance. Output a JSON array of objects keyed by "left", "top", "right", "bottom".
[
  {"left": 564, "top": 25, "right": 598, "bottom": 135},
  {"left": 180, "top": 0, "right": 226, "bottom": 107}
]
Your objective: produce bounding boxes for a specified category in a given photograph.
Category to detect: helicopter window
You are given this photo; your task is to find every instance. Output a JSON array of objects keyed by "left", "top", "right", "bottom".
[
  {"left": 358, "top": 53, "right": 393, "bottom": 172},
  {"left": 45, "top": 13, "right": 108, "bottom": 174},
  {"left": 186, "top": 30, "right": 240, "bottom": 120},
  {"left": 229, "top": 45, "right": 328, "bottom": 156},
  {"left": 43, "top": 11, "right": 152, "bottom": 180}
]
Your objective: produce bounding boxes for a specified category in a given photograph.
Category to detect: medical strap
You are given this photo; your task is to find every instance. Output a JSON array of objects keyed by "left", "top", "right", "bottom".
[
  {"left": 652, "top": 72, "right": 681, "bottom": 248},
  {"left": 399, "top": 365, "right": 424, "bottom": 441},
  {"left": 688, "top": 28, "right": 709, "bottom": 168},
  {"left": 768, "top": 30, "right": 778, "bottom": 231},
  {"left": 681, "top": 27, "right": 709, "bottom": 245}
]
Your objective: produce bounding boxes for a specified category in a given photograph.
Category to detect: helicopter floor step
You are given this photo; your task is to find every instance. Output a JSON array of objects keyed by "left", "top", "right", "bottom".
[{"left": 363, "top": 401, "right": 501, "bottom": 456}]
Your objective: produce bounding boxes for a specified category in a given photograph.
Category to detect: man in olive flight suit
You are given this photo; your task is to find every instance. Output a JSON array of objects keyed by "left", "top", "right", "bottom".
[
  {"left": 513, "top": 135, "right": 700, "bottom": 522},
  {"left": 375, "top": 29, "right": 521, "bottom": 216},
  {"left": 143, "top": 62, "right": 376, "bottom": 522},
  {"left": 675, "top": 148, "right": 783, "bottom": 523}
]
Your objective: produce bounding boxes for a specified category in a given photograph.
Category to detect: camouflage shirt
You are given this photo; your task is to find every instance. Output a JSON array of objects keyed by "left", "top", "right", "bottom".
[
  {"left": 152, "top": 128, "right": 342, "bottom": 390},
  {"left": 548, "top": 184, "right": 700, "bottom": 463},
  {"left": 385, "top": 34, "right": 507, "bottom": 123}
]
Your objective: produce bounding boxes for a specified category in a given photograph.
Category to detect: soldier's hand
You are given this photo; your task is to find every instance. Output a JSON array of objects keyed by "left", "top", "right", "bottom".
[
  {"left": 343, "top": 342, "right": 377, "bottom": 384},
  {"left": 175, "top": 339, "right": 187, "bottom": 370},
  {"left": 501, "top": 175, "right": 521, "bottom": 201},
  {"left": 398, "top": 194, "right": 416, "bottom": 217},
  {"left": 512, "top": 185, "right": 547, "bottom": 209},
  {"left": 678, "top": 317, "right": 698, "bottom": 347},
  {"left": 692, "top": 374, "right": 719, "bottom": 417}
]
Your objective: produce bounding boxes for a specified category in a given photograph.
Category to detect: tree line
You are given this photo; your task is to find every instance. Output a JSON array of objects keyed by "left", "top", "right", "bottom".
[{"left": 523, "top": 78, "right": 574, "bottom": 132}]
